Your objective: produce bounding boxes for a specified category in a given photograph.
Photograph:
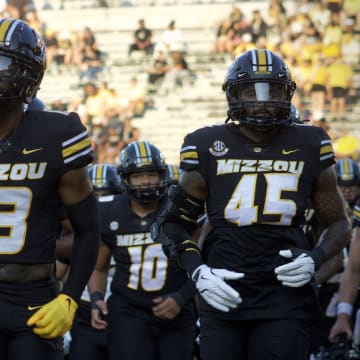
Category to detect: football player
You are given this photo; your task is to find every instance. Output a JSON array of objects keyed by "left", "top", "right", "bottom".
[
  {"left": 335, "top": 158, "right": 360, "bottom": 209},
  {"left": 88, "top": 141, "right": 197, "bottom": 360},
  {"left": 151, "top": 49, "right": 351, "bottom": 360},
  {"left": 56, "top": 163, "right": 122, "bottom": 360},
  {"left": 329, "top": 159, "right": 360, "bottom": 343},
  {"left": 0, "top": 18, "right": 100, "bottom": 359}
]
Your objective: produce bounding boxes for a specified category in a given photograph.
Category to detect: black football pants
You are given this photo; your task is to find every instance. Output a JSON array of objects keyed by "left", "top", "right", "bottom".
[
  {"left": 0, "top": 298, "right": 63, "bottom": 360},
  {"left": 199, "top": 316, "right": 310, "bottom": 360}
]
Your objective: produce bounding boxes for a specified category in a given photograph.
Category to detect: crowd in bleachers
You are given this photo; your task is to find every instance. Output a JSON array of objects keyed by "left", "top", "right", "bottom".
[{"left": 1, "top": 0, "right": 359, "bottom": 162}]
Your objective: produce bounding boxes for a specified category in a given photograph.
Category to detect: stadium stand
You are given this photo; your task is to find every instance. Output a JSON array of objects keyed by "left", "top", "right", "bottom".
[{"left": 34, "top": 0, "right": 360, "bottom": 164}]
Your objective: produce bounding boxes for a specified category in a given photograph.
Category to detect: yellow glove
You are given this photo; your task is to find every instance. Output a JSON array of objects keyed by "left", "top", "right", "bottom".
[{"left": 27, "top": 294, "right": 78, "bottom": 339}]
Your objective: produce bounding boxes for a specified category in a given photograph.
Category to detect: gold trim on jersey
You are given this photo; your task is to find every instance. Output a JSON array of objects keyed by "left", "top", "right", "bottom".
[
  {"left": 62, "top": 130, "right": 92, "bottom": 164},
  {"left": 320, "top": 140, "right": 334, "bottom": 161}
]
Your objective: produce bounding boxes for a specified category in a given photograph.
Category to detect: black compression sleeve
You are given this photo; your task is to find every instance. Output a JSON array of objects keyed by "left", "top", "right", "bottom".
[
  {"left": 168, "top": 279, "right": 197, "bottom": 308},
  {"left": 63, "top": 193, "right": 100, "bottom": 302}
]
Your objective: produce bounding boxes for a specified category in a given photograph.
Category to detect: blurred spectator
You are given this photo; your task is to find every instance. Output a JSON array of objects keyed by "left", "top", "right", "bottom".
[
  {"left": 73, "top": 26, "right": 97, "bottom": 67},
  {"left": 147, "top": 50, "right": 169, "bottom": 91},
  {"left": 161, "top": 20, "right": 186, "bottom": 54},
  {"left": 43, "top": 29, "right": 59, "bottom": 70},
  {"left": 6, "top": 0, "right": 33, "bottom": 20},
  {"left": 50, "top": 97, "right": 67, "bottom": 112},
  {"left": 326, "top": 0, "right": 342, "bottom": 14},
  {"left": 311, "top": 116, "right": 337, "bottom": 143},
  {"left": 127, "top": 77, "right": 146, "bottom": 117},
  {"left": 162, "top": 52, "right": 195, "bottom": 93},
  {"left": 96, "top": 124, "right": 124, "bottom": 164},
  {"left": 78, "top": 43, "right": 104, "bottom": 82},
  {"left": 322, "top": 13, "right": 343, "bottom": 58},
  {"left": 225, "top": 17, "right": 252, "bottom": 55},
  {"left": 24, "top": 7, "right": 45, "bottom": 36},
  {"left": 333, "top": 130, "right": 359, "bottom": 160},
  {"left": 250, "top": 10, "right": 268, "bottom": 44},
  {"left": 341, "top": 17, "right": 360, "bottom": 66},
  {"left": 233, "top": 33, "right": 256, "bottom": 58},
  {"left": 267, "top": 0, "right": 287, "bottom": 28},
  {"left": 309, "top": 56, "right": 329, "bottom": 117},
  {"left": 83, "top": 82, "right": 104, "bottom": 136},
  {"left": 343, "top": 0, "right": 360, "bottom": 20},
  {"left": 128, "top": 19, "right": 154, "bottom": 58},
  {"left": 326, "top": 55, "right": 355, "bottom": 121},
  {"left": 211, "top": 17, "right": 232, "bottom": 54},
  {"left": 56, "top": 30, "right": 75, "bottom": 66}
]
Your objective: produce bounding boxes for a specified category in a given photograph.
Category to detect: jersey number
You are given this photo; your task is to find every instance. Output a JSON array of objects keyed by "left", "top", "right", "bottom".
[
  {"left": 127, "top": 244, "right": 168, "bottom": 292},
  {"left": 224, "top": 173, "right": 299, "bottom": 226},
  {"left": 0, "top": 187, "right": 32, "bottom": 253}
]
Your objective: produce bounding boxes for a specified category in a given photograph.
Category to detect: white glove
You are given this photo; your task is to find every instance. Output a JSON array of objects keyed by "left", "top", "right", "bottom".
[
  {"left": 274, "top": 249, "right": 315, "bottom": 287},
  {"left": 192, "top": 264, "right": 244, "bottom": 312}
]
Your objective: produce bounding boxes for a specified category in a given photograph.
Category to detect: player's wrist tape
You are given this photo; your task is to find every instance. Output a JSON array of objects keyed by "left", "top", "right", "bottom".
[
  {"left": 337, "top": 301, "right": 353, "bottom": 316},
  {"left": 90, "top": 291, "right": 104, "bottom": 309}
]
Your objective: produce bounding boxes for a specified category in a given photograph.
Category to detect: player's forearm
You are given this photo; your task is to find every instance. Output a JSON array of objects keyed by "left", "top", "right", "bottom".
[
  {"left": 315, "top": 252, "right": 343, "bottom": 284},
  {"left": 338, "top": 265, "right": 360, "bottom": 305},
  {"left": 87, "top": 268, "right": 108, "bottom": 297},
  {"left": 317, "top": 218, "right": 351, "bottom": 261}
]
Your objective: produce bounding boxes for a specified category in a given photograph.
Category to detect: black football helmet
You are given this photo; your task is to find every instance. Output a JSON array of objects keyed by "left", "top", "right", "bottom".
[
  {"left": 0, "top": 18, "right": 46, "bottom": 103},
  {"left": 223, "top": 49, "right": 296, "bottom": 131},
  {"left": 334, "top": 158, "right": 360, "bottom": 187},
  {"left": 290, "top": 104, "right": 302, "bottom": 124},
  {"left": 166, "top": 164, "right": 182, "bottom": 186},
  {"left": 88, "top": 163, "right": 122, "bottom": 195},
  {"left": 118, "top": 141, "right": 167, "bottom": 202}
]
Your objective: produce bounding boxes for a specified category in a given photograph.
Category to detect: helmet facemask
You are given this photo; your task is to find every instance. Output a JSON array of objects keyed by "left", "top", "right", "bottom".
[{"left": 122, "top": 171, "right": 167, "bottom": 203}]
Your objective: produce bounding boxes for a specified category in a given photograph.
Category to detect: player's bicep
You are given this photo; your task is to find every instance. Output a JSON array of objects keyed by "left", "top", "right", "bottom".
[
  {"left": 311, "top": 166, "right": 348, "bottom": 227},
  {"left": 58, "top": 167, "right": 93, "bottom": 205},
  {"left": 179, "top": 170, "right": 208, "bottom": 201}
]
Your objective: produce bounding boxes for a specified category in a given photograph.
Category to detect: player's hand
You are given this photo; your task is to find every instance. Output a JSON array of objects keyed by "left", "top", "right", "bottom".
[
  {"left": 27, "top": 294, "right": 78, "bottom": 339},
  {"left": 152, "top": 296, "right": 181, "bottom": 320},
  {"left": 91, "top": 300, "right": 108, "bottom": 330},
  {"left": 191, "top": 264, "right": 243, "bottom": 312},
  {"left": 274, "top": 249, "right": 315, "bottom": 287},
  {"left": 329, "top": 314, "right": 353, "bottom": 343}
]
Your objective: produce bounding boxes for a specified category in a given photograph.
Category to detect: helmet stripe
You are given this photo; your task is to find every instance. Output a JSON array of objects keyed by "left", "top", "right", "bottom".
[
  {"left": 341, "top": 158, "right": 353, "bottom": 180},
  {"left": 95, "top": 164, "right": 104, "bottom": 187},
  {"left": 0, "top": 18, "right": 19, "bottom": 43},
  {"left": 136, "top": 141, "right": 151, "bottom": 164},
  {"left": 251, "top": 49, "right": 272, "bottom": 73},
  {"left": 4, "top": 19, "right": 21, "bottom": 44}
]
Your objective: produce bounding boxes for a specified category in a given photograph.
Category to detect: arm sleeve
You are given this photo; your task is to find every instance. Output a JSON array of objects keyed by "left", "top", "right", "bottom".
[{"left": 167, "top": 279, "right": 197, "bottom": 308}]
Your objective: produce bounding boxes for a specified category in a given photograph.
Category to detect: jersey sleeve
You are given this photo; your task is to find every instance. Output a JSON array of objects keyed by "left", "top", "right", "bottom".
[
  {"left": 179, "top": 129, "right": 208, "bottom": 180},
  {"left": 317, "top": 127, "right": 335, "bottom": 170},
  {"left": 61, "top": 112, "right": 93, "bottom": 171},
  {"left": 353, "top": 199, "right": 360, "bottom": 227}
]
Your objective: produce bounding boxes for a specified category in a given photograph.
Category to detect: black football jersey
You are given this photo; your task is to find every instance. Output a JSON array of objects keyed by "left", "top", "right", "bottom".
[
  {"left": 180, "top": 123, "right": 335, "bottom": 320},
  {"left": 98, "top": 194, "right": 193, "bottom": 312},
  {"left": 0, "top": 111, "right": 93, "bottom": 264}
]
